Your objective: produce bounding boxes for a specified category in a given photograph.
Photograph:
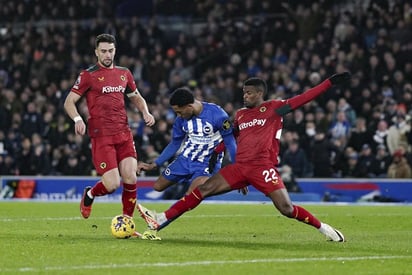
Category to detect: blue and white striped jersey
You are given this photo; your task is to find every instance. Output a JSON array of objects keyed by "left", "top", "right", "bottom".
[{"left": 172, "top": 102, "right": 232, "bottom": 163}]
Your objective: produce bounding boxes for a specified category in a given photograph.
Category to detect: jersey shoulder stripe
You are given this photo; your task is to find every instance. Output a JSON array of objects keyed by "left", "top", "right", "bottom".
[
  {"left": 114, "top": 65, "right": 129, "bottom": 71},
  {"left": 86, "top": 64, "right": 99, "bottom": 73}
]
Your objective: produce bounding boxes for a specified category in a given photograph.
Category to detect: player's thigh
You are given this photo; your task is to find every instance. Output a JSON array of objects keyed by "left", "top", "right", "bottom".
[
  {"left": 119, "top": 156, "right": 137, "bottom": 184},
  {"left": 101, "top": 167, "right": 122, "bottom": 191},
  {"left": 187, "top": 176, "right": 209, "bottom": 194},
  {"left": 198, "top": 172, "right": 233, "bottom": 197},
  {"left": 162, "top": 158, "right": 190, "bottom": 184},
  {"left": 219, "top": 163, "right": 249, "bottom": 190},
  {"left": 116, "top": 131, "right": 137, "bottom": 163},
  {"left": 153, "top": 175, "right": 175, "bottom": 191},
  {"left": 247, "top": 164, "right": 286, "bottom": 195},
  {"left": 91, "top": 137, "right": 118, "bottom": 175}
]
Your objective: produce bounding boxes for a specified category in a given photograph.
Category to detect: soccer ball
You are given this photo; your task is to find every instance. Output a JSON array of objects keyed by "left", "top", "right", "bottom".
[{"left": 110, "top": 215, "right": 135, "bottom": 239}]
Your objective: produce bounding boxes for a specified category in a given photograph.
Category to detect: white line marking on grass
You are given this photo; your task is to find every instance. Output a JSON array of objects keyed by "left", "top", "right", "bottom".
[
  {"left": 1, "top": 255, "right": 410, "bottom": 273},
  {"left": 0, "top": 212, "right": 410, "bottom": 223}
]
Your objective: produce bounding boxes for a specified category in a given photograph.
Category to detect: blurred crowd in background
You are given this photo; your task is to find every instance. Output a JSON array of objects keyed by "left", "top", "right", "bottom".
[{"left": 0, "top": 0, "right": 411, "bottom": 180}]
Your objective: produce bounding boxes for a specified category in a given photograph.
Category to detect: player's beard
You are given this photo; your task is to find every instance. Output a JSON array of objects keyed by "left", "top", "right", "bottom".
[
  {"left": 244, "top": 101, "right": 253, "bottom": 108},
  {"left": 101, "top": 59, "right": 113, "bottom": 68}
]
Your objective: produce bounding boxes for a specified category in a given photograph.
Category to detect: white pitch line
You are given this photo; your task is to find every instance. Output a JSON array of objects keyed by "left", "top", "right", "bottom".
[
  {"left": 0, "top": 255, "right": 410, "bottom": 273},
  {"left": 0, "top": 212, "right": 410, "bottom": 223}
]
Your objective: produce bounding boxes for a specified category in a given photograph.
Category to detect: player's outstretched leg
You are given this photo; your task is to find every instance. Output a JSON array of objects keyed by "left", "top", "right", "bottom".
[
  {"left": 319, "top": 223, "right": 345, "bottom": 242},
  {"left": 136, "top": 204, "right": 166, "bottom": 230},
  {"left": 80, "top": 186, "right": 94, "bottom": 219}
]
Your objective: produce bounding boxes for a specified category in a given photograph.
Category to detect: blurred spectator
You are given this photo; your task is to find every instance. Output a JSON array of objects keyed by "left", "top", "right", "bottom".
[
  {"left": 15, "top": 137, "right": 34, "bottom": 175},
  {"left": 313, "top": 107, "right": 329, "bottom": 134},
  {"left": 287, "top": 109, "right": 306, "bottom": 138},
  {"left": 281, "top": 139, "right": 311, "bottom": 178},
  {"left": 149, "top": 120, "right": 171, "bottom": 157},
  {"left": 31, "top": 143, "right": 51, "bottom": 175},
  {"left": 341, "top": 152, "right": 364, "bottom": 178},
  {"left": 337, "top": 97, "right": 357, "bottom": 127},
  {"left": 370, "top": 144, "right": 391, "bottom": 178},
  {"left": 60, "top": 154, "right": 83, "bottom": 176},
  {"left": 20, "top": 102, "right": 43, "bottom": 139},
  {"left": 0, "top": 155, "right": 16, "bottom": 175},
  {"left": 357, "top": 144, "right": 374, "bottom": 177},
  {"left": 371, "top": 119, "right": 389, "bottom": 152},
  {"left": 347, "top": 117, "right": 372, "bottom": 152},
  {"left": 310, "top": 131, "right": 338, "bottom": 178},
  {"left": 386, "top": 113, "right": 411, "bottom": 155},
  {"left": 329, "top": 110, "right": 351, "bottom": 149},
  {"left": 387, "top": 150, "right": 412, "bottom": 178}
]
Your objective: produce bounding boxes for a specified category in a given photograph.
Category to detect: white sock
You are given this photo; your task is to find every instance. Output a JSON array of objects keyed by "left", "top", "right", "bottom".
[{"left": 157, "top": 213, "right": 167, "bottom": 224}]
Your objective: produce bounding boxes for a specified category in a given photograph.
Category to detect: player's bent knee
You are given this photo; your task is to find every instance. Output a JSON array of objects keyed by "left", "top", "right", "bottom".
[
  {"left": 279, "top": 204, "right": 294, "bottom": 217},
  {"left": 105, "top": 181, "right": 121, "bottom": 193},
  {"left": 121, "top": 173, "right": 137, "bottom": 185},
  {"left": 153, "top": 183, "right": 165, "bottom": 192}
]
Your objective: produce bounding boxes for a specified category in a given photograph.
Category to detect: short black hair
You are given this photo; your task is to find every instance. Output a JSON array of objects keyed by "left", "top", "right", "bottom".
[
  {"left": 244, "top": 77, "right": 267, "bottom": 95},
  {"left": 169, "top": 87, "right": 195, "bottom": 107},
  {"left": 95, "top": 33, "right": 116, "bottom": 48}
]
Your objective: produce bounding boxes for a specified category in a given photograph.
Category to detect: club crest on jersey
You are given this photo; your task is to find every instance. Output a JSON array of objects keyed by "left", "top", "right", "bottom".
[
  {"left": 120, "top": 75, "right": 126, "bottom": 81},
  {"left": 203, "top": 122, "right": 213, "bottom": 135},
  {"left": 98, "top": 77, "right": 104, "bottom": 81},
  {"left": 260, "top": 106, "right": 267, "bottom": 112},
  {"left": 222, "top": 119, "right": 231, "bottom": 130},
  {"left": 100, "top": 162, "right": 107, "bottom": 169}
]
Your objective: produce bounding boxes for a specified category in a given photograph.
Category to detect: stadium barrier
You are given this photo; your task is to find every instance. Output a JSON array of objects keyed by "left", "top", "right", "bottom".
[{"left": 0, "top": 176, "right": 411, "bottom": 203}]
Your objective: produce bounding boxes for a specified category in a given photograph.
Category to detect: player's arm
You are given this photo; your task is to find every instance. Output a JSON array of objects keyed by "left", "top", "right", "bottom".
[
  {"left": 128, "top": 89, "right": 155, "bottom": 126},
  {"left": 275, "top": 72, "right": 351, "bottom": 116},
  {"left": 222, "top": 133, "right": 236, "bottom": 163},
  {"left": 218, "top": 116, "right": 237, "bottom": 163},
  {"left": 146, "top": 136, "right": 184, "bottom": 170},
  {"left": 64, "top": 91, "right": 86, "bottom": 136}
]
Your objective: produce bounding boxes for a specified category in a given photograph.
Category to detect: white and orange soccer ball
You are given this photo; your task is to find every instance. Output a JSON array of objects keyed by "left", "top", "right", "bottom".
[{"left": 110, "top": 215, "right": 135, "bottom": 239}]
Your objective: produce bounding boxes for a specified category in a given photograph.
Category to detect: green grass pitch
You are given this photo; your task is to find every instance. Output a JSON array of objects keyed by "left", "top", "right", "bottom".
[{"left": 0, "top": 201, "right": 411, "bottom": 274}]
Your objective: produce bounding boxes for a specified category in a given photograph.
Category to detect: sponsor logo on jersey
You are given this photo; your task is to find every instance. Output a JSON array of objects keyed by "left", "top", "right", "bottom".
[
  {"left": 102, "top": 85, "right": 126, "bottom": 93},
  {"left": 164, "top": 167, "right": 171, "bottom": 176},
  {"left": 238, "top": 118, "right": 267, "bottom": 130}
]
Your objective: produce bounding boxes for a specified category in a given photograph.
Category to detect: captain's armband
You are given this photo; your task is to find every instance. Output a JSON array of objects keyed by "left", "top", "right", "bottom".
[{"left": 127, "top": 89, "right": 140, "bottom": 98}]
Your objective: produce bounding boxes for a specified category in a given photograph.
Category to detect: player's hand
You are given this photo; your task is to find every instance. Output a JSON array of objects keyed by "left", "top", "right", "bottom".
[
  {"left": 238, "top": 186, "right": 248, "bottom": 195},
  {"left": 138, "top": 161, "right": 157, "bottom": 172},
  {"left": 328, "top": 72, "right": 351, "bottom": 85},
  {"left": 74, "top": 120, "right": 86, "bottom": 135},
  {"left": 143, "top": 113, "right": 155, "bottom": 127}
]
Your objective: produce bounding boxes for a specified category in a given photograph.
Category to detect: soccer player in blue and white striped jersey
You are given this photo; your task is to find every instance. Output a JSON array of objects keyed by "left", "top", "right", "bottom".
[{"left": 139, "top": 87, "right": 237, "bottom": 196}]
